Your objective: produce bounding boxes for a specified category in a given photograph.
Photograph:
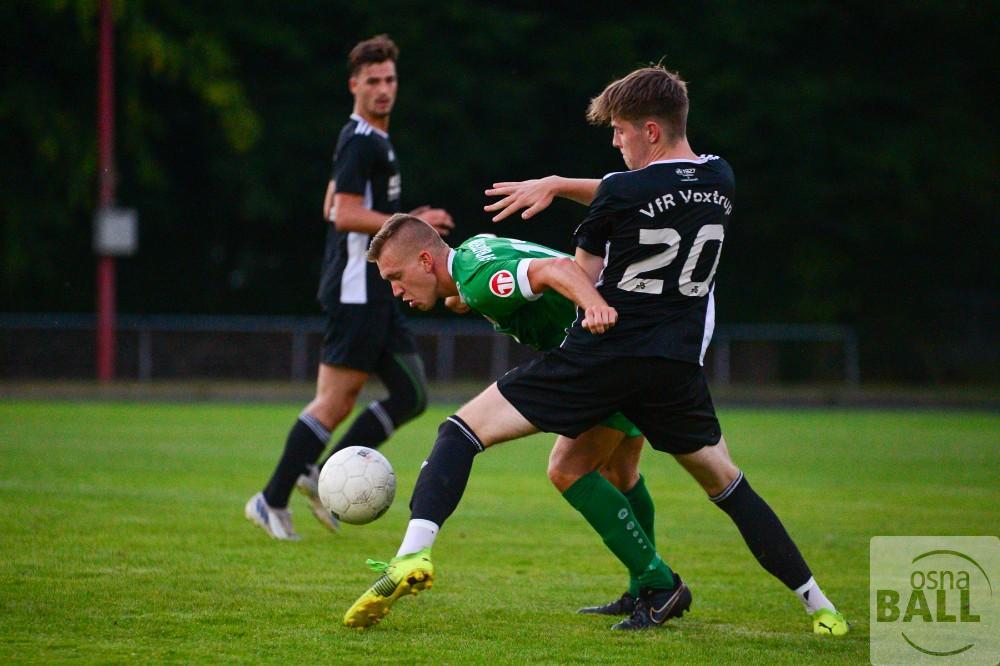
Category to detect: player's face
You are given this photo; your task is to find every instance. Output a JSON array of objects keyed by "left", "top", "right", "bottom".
[
  {"left": 610, "top": 118, "right": 649, "bottom": 170},
  {"left": 350, "top": 60, "right": 397, "bottom": 119},
  {"left": 377, "top": 246, "right": 438, "bottom": 311}
]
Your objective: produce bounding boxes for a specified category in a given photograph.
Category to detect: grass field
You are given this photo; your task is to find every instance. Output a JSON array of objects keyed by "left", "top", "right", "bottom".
[{"left": 1, "top": 401, "right": 997, "bottom": 663}]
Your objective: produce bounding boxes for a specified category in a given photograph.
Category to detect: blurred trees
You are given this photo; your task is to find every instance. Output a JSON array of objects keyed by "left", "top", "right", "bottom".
[{"left": 1, "top": 0, "right": 996, "bottom": 381}]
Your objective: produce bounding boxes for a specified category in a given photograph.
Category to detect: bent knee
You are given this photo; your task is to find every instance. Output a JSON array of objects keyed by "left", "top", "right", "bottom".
[
  {"left": 382, "top": 389, "right": 427, "bottom": 428},
  {"left": 702, "top": 463, "right": 742, "bottom": 498},
  {"left": 308, "top": 395, "right": 356, "bottom": 428},
  {"left": 547, "top": 463, "right": 584, "bottom": 493}
]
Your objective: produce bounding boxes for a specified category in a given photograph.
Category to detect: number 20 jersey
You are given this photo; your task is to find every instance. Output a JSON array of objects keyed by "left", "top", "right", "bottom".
[{"left": 566, "top": 155, "right": 735, "bottom": 365}]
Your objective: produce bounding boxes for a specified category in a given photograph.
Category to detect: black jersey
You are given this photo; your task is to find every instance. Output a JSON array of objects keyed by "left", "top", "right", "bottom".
[
  {"left": 318, "top": 114, "right": 402, "bottom": 307},
  {"left": 564, "top": 155, "right": 735, "bottom": 364}
]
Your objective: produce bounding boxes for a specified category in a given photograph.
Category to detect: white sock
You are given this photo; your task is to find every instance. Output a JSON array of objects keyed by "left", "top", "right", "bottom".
[
  {"left": 795, "top": 576, "right": 836, "bottom": 614},
  {"left": 396, "top": 519, "right": 440, "bottom": 557}
]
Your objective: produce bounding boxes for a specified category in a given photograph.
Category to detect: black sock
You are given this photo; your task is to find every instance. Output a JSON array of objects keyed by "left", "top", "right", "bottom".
[
  {"left": 322, "top": 402, "right": 393, "bottom": 464},
  {"left": 711, "top": 472, "right": 812, "bottom": 590},
  {"left": 409, "top": 415, "right": 483, "bottom": 526},
  {"left": 262, "top": 414, "right": 329, "bottom": 508}
]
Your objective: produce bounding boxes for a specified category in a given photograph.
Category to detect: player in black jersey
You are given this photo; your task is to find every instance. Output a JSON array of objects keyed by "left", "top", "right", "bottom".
[
  {"left": 483, "top": 67, "right": 848, "bottom": 634},
  {"left": 344, "top": 65, "right": 848, "bottom": 636},
  {"left": 246, "top": 35, "right": 452, "bottom": 541}
]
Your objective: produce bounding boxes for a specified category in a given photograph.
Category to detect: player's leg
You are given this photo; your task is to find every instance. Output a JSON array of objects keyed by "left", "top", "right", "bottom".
[
  {"left": 301, "top": 352, "right": 426, "bottom": 529},
  {"left": 343, "top": 382, "right": 535, "bottom": 627},
  {"left": 247, "top": 362, "right": 367, "bottom": 539},
  {"left": 603, "top": 435, "right": 657, "bottom": 596},
  {"left": 597, "top": 423, "right": 658, "bottom": 595},
  {"left": 398, "top": 381, "right": 536, "bottom": 555},
  {"left": 547, "top": 428, "right": 677, "bottom": 618},
  {"left": 317, "top": 305, "right": 428, "bottom": 464},
  {"left": 317, "top": 352, "right": 427, "bottom": 465},
  {"left": 571, "top": 432, "right": 659, "bottom": 614},
  {"left": 673, "top": 438, "right": 848, "bottom": 635}
]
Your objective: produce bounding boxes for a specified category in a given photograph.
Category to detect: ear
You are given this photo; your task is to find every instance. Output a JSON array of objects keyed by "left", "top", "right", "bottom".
[
  {"left": 645, "top": 120, "right": 661, "bottom": 144},
  {"left": 348, "top": 76, "right": 358, "bottom": 94},
  {"left": 418, "top": 250, "right": 434, "bottom": 272}
]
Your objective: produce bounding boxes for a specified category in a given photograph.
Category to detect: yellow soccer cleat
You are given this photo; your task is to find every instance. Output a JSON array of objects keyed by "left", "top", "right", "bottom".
[
  {"left": 343, "top": 548, "right": 434, "bottom": 628},
  {"left": 812, "top": 608, "right": 849, "bottom": 636}
]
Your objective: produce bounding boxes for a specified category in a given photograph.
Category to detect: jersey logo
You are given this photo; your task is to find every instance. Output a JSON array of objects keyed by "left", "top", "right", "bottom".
[{"left": 489, "top": 270, "right": 515, "bottom": 297}]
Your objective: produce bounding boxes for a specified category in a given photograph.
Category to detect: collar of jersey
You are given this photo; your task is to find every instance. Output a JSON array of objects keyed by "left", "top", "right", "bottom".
[
  {"left": 647, "top": 156, "right": 711, "bottom": 166},
  {"left": 349, "top": 113, "right": 389, "bottom": 138},
  {"left": 446, "top": 249, "right": 467, "bottom": 303}
]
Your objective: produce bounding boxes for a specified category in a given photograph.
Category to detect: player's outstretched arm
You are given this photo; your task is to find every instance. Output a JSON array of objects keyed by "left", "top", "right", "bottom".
[
  {"left": 526, "top": 257, "right": 617, "bottom": 334},
  {"left": 484, "top": 176, "right": 600, "bottom": 222}
]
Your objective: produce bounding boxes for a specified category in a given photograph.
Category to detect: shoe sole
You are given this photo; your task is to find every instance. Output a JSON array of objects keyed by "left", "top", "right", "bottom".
[
  {"left": 296, "top": 483, "right": 340, "bottom": 533},
  {"left": 343, "top": 568, "right": 434, "bottom": 628},
  {"left": 578, "top": 600, "right": 634, "bottom": 616}
]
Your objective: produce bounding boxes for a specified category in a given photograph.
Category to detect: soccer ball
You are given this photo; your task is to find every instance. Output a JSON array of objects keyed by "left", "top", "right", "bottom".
[{"left": 318, "top": 446, "right": 396, "bottom": 525}]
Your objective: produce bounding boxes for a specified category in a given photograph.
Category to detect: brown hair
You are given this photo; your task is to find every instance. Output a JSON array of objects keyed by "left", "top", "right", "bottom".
[
  {"left": 586, "top": 66, "right": 689, "bottom": 142},
  {"left": 348, "top": 34, "right": 399, "bottom": 75},
  {"left": 368, "top": 213, "right": 445, "bottom": 262}
]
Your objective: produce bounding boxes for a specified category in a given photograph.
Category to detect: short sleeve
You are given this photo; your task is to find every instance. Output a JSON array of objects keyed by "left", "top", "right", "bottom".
[
  {"left": 573, "top": 178, "right": 620, "bottom": 256},
  {"left": 333, "top": 136, "right": 376, "bottom": 195},
  {"left": 463, "top": 258, "right": 532, "bottom": 318}
]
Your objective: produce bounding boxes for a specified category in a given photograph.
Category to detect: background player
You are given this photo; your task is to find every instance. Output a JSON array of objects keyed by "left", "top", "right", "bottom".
[
  {"left": 344, "top": 65, "right": 848, "bottom": 635},
  {"left": 364, "top": 213, "right": 677, "bottom": 617},
  {"left": 245, "top": 34, "right": 453, "bottom": 540}
]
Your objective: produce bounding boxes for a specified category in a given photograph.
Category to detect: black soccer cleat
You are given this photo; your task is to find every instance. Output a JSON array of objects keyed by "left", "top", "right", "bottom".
[
  {"left": 611, "top": 575, "right": 691, "bottom": 630},
  {"left": 578, "top": 591, "right": 636, "bottom": 616}
]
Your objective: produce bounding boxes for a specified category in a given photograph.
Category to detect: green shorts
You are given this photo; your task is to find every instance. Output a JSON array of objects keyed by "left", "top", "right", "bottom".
[{"left": 599, "top": 412, "right": 642, "bottom": 438}]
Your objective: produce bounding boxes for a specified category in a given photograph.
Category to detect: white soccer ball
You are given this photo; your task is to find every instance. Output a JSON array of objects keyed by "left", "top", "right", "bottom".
[{"left": 318, "top": 446, "right": 396, "bottom": 525}]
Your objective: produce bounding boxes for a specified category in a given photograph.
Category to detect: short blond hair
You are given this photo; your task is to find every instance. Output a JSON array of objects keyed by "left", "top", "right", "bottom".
[
  {"left": 367, "top": 213, "right": 445, "bottom": 262},
  {"left": 586, "top": 65, "right": 689, "bottom": 142}
]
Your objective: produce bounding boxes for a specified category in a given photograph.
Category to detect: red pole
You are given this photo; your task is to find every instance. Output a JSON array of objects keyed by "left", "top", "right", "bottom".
[{"left": 96, "top": 0, "right": 116, "bottom": 381}]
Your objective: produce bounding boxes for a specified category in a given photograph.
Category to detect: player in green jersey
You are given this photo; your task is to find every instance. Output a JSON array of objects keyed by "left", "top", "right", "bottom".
[{"left": 357, "top": 212, "right": 676, "bottom": 620}]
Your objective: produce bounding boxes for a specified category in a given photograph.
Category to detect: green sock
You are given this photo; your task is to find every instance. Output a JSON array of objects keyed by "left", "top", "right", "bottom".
[
  {"left": 562, "top": 471, "right": 674, "bottom": 593},
  {"left": 624, "top": 474, "right": 657, "bottom": 596}
]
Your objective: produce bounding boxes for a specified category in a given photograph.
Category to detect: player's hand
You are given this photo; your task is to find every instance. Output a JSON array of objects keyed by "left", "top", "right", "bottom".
[
  {"left": 581, "top": 305, "right": 617, "bottom": 334},
  {"left": 444, "top": 295, "right": 470, "bottom": 314},
  {"left": 484, "top": 176, "right": 558, "bottom": 223},
  {"left": 411, "top": 205, "right": 454, "bottom": 237}
]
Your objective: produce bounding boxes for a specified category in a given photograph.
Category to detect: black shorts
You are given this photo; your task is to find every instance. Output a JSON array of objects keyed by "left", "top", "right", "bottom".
[
  {"left": 496, "top": 349, "right": 721, "bottom": 455},
  {"left": 321, "top": 302, "right": 418, "bottom": 372}
]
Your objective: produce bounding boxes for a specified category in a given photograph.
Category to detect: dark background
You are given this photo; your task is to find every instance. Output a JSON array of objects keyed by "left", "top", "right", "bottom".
[{"left": 2, "top": 1, "right": 996, "bottom": 382}]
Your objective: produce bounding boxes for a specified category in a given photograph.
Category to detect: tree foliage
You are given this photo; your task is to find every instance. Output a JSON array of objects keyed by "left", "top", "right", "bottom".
[{"left": 2, "top": 1, "right": 996, "bottom": 380}]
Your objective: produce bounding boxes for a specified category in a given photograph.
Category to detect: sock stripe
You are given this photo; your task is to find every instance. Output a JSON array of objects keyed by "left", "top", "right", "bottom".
[
  {"left": 298, "top": 412, "right": 331, "bottom": 443},
  {"left": 709, "top": 470, "right": 744, "bottom": 503},
  {"left": 446, "top": 416, "right": 484, "bottom": 452},
  {"left": 368, "top": 401, "right": 395, "bottom": 437},
  {"left": 795, "top": 576, "right": 816, "bottom": 596}
]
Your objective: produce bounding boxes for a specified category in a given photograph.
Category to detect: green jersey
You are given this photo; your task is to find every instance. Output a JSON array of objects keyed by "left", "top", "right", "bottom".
[
  {"left": 448, "top": 234, "right": 642, "bottom": 440},
  {"left": 448, "top": 235, "right": 576, "bottom": 351}
]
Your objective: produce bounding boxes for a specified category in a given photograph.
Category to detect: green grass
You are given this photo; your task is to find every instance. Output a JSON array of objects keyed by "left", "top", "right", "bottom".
[{"left": 1, "top": 402, "right": 997, "bottom": 663}]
